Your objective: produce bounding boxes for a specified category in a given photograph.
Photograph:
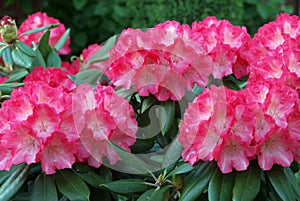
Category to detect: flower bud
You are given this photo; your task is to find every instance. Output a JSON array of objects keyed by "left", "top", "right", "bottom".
[{"left": 0, "top": 16, "right": 18, "bottom": 43}]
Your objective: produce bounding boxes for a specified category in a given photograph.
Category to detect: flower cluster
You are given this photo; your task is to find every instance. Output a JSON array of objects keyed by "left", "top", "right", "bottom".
[
  {"left": 18, "top": 12, "right": 71, "bottom": 55},
  {"left": 0, "top": 67, "right": 137, "bottom": 174},
  {"left": 107, "top": 18, "right": 250, "bottom": 101},
  {"left": 247, "top": 13, "right": 300, "bottom": 95},
  {"left": 179, "top": 13, "right": 300, "bottom": 173}
]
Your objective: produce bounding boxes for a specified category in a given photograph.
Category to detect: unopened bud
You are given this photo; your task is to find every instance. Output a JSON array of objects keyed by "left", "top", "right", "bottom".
[{"left": 0, "top": 16, "right": 18, "bottom": 43}]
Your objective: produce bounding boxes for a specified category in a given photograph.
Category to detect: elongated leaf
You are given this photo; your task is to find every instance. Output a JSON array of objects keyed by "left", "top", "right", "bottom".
[
  {"left": 32, "top": 49, "right": 46, "bottom": 68},
  {"left": 55, "top": 169, "right": 90, "bottom": 201},
  {"left": 107, "top": 141, "right": 150, "bottom": 174},
  {"left": 69, "top": 68, "right": 102, "bottom": 86},
  {"left": 167, "top": 163, "right": 194, "bottom": 177},
  {"left": 31, "top": 174, "right": 58, "bottom": 201},
  {"left": 157, "top": 100, "right": 175, "bottom": 136},
  {"left": 46, "top": 48, "right": 61, "bottom": 67},
  {"left": 208, "top": 169, "right": 235, "bottom": 201},
  {"left": 0, "top": 83, "right": 24, "bottom": 87},
  {"left": 54, "top": 28, "right": 70, "bottom": 51},
  {"left": 179, "top": 162, "right": 217, "bottom": 201},
  {"left": 0, "top": 45, "right": 9, "bottom": 57},
  {"left": 37, "top": 30, "right": 52, "bottom": 61},
  {"left": 148, "top": 186, "right": 169, "bottom": 201},
  {"left": 0, "top": 164, "right": 31, "bottom": 201},
  {"left": 232, "top": 161, "right": 260, "bottom": 201},
  {"left": 267, "top": 165, "right": 296, "bottom": 201},
  {"left": 83, "top": 34, "right": 117, "bottom": 68},
  {"left": 4, "top": 69, "right": 28, "bottom": 83},
  {"left": 77, "top": 171, "right": 106, "bottom": 188},
  {"left": 16, "top": 41, "right": 35, "bottom": 57},
  {"left": 100, "top": 179, "right": 149, "bottom": 194},
  {"left": 20, "top": 24, "right": 59, "bottom": 36},
  {"left": 161, "top": 137, "right": 183, "bottom": 168},
  {"left": 0, "top": 170, "right": 12, "bottom": 185},
  {"left": 284, "top": 167, "right": 300, "bottom": 199},
  {"left": 137, "top": 189, "right": 155, "bottom": 201},
  {"left": 2, "top": 46, "right": 14, "bottom": 69},
  {"left": 12, "top": 47, "right": 33, "bottom": 68}
]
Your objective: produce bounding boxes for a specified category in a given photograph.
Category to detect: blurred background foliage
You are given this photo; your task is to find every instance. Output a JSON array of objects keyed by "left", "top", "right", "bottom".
[{"left": 0, "top": 0, "right": 296, "bottom": 55}]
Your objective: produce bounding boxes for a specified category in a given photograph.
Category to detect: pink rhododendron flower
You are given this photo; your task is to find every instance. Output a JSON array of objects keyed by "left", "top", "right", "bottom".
[
  {"left": 107, "top": 21, "right": 214, "bottom": 101},
  {"left": 18, "top": 12, "right": 70, "bottom": 55},
  {"left": 0, "top": 67, "right": 78, "bottom": 174},
  {"left": 72, "top": 84, "right": 137, "bottom": 168},
  {"left": 247, "top": 13, "right": 300, "bottom": 95},
  {"left": 191, "top": 16, "right": 251, "bottom": 79},
  {"left": 179, "top": 82, "right": 300, "bottom": 173}
]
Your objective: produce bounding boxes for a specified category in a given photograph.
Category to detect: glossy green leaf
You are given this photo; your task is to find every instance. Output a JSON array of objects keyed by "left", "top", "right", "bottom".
[
  {"left": 32, "top": 49, "right": 46, "bottom": 67},
  {"left": 284, "top": 167, "right": 300, "bottom": 199},
  {"left": 31, "top": 174, "right": 58, "bottom": 201},
  {"left": 55, "top": 169, "right": 90, "bottom": 201},
  {"left": 20, "top": 24, "right": 59, "bottom": 36},
  {"left": 232, "top": 161, "right": 260, "bottom": 201},
  {"left": 16, "top": 41, "right": 35, "bottom": 57},
  {"left": 208, "top": 169, "right": 235, "bottom": 201},
  {"left": 137, "top": 189, "right": 155, "bottom": 201},
  {"left": 37, "top": 30, "right": 52, "bottom": 61},
  {"left": 69, "top": 68, "right": 102, "bottom": 86},
  {"left": 12, "top": 47, "right": 33, "bottom": 68},
  {"left": 179, "top": 161, "right": 217, "bottom": 201},
  {"left": 46, "top": 48, "right": 61, "bottom": 67},
  {"left": 0, "top": 45, "right": 9, "bottom": 57},
  {"left": 54, "top": 28, "right": 70, "bottom": 51},
  {"left": 161, "top": 137, "right": 183, "bottom": 168},
  {"left": 72, "top": 0, "right": 88, "bottom": 10},
  {"left": 141, "top": 95, "right": 157, "bottom": 114},
  {"left": 0, "top": 164, "right": 31, "bottom": 201},
  {"left": 83, "top": 34, "right": 117, "bottom": 68},
  {"left": 167, "top": 163, "right": 195, "bottom": 177},
  {"left": 267, "top": 165, "right": 296, "bottom": 201},
  {"left": 4, "top": 69, "right": 28, "bottom": 83},
  {"left": 148, "top": 186, "right": 169, "bottom": 201},
  {"left": 77, "top": 171, "right": 106, "bottom": 188},
  {"left": 107, "top": 141, "right": 150, "bottom": 174},
  {"left": 157, "top": 100, "right": 175, "bottom": 136},
  {"left": 2, "top": 46, "right": 14, "bottom": 69},
  {"left": 0, "top": 83, "right": 24, "bottom": 87},
  {"left": 100, "top": 179, "right": 149, "bottom": 194}
]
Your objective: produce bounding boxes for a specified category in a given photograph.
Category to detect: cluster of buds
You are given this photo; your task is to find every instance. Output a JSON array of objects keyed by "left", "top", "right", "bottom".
[{"left": 0, "top": 16, "right": 18, "bottom": 43}]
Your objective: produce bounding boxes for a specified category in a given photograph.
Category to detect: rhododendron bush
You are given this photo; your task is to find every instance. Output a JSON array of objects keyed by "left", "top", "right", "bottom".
[{"left": 0, "top": 12, "right": 299, "bottom": 201}]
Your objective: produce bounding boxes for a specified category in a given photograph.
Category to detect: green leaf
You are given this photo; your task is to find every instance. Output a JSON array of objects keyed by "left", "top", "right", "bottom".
[
  {"left": 2, "top": 46, "right": 14, "bottom": 69},
  {"left": 72, "top": 0, "right": 88, "bottom": 10},
  {"left": 148, "top": 186, "right": 169, "bottom": 201},
  {"left": 16, "top": 41, "right": 35, "bottom": 57},
  {"left": 69, "top": 68, "right": 103, "bottom": 86},
  {"left": 179, "top": 161, "right": 217, "bottom": 201},
  {"left": 77, "top": 171, "right": 106, "bottom": 188},
  {"left": 54, "top": 28, "right": 70, "bottom": 51},
  {"left": 0, "top": 83, "right": 24, "bottom": 87},
  {"left": 157, "top": 100, "right": 175, "bottom": 136},
  {"left": 161, "top": 137, "right": 183, "bottom": 168},
  {"left": 55, "top": 169, "right": 90, "bottom": 201},
  {"left": 0, "top": 164, "right": 31, "bottom": 201},
  {"left": 137, "top": 189, "right": 155, "bottom": 201},
  {"left": 31, "top": 174, "right": 58, "bottom": 201},
  {"left": 12, "top": 47, "right": 33, "bottom": 68},
  {"left": 0, "top": 45, "right": 9, "bottom": 57},
  {"left": 167, "top": 163, "right": 194, "bottom": 177},
  {"left": 20, "top": 24, "right": 59, "bottom": 36},
  {"left": 232, "top": 161, "right": 260, "bottom": 201},
  {"left": 82, "top": 34, "right": 117, "bottom": 69},
  {"left": 37, "top": 30, "right": 52, "bottom": 61},
  {"left": 267, "top": 165, "right": 296, "bottom": 201},
  {"left": 46, "top": 48, "right": 61, "bottom": 67},
  {"left": 4, "top": 69, "right": 28, "bottom": 83},
  {"left": 284, "top": 167, "right": 300, "bottom": 199},
  {"left": 100, "top": 179, "right": 149, "bottom": 194},
  {"left": 107, "top": 141, "right": 151, "bottom": 174},
  {"left": 32, "top": 49, "right": 46, "bottom": 68},
  {"left": 141, "top": 95, "right": 157, "bottom": 114},
  {"left": 208, "top": 169, "right": 235, "bottom": 201}
]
